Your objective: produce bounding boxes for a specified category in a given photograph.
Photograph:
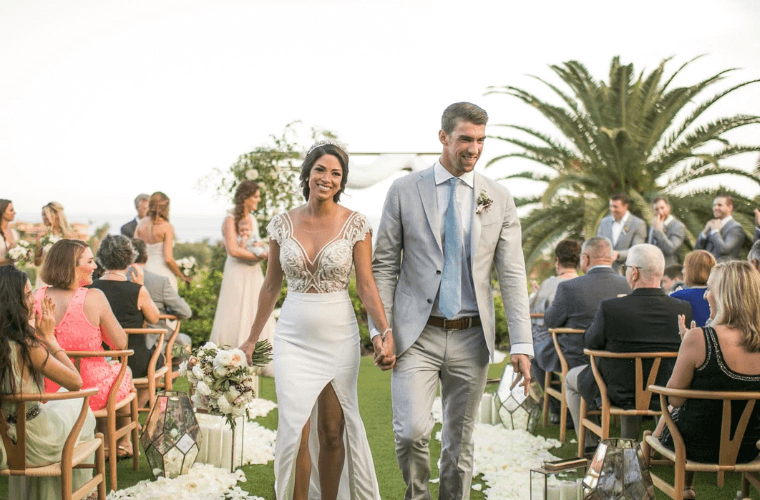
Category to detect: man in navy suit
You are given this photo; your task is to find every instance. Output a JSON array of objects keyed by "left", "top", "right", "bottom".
[{"left": 120, "top": 193, "right": 149, "bottom": 238}]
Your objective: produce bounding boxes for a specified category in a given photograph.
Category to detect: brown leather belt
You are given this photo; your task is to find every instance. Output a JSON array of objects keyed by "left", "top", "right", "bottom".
[{"left": 427, "top": 316, "right": 482, "bottom": 330}]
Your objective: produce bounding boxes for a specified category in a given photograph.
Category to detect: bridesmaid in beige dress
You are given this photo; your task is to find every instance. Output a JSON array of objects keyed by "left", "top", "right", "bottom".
[
  {"left": 209, "top": 180, "right": 275, "bottom": 377},
  {"left": 134, "top": 192, "right": 191, "bottom": 291},
  {"left": 0, "top": 199, "right": 19, "bottom": 266}
]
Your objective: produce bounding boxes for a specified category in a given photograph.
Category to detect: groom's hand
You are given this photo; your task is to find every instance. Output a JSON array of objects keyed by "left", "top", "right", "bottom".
[
  {"left": 509, "top": 354, "right": 532, "bottom": 396},
  {"left": 372, "top": 334, "right": 396, "bottom": 371}
]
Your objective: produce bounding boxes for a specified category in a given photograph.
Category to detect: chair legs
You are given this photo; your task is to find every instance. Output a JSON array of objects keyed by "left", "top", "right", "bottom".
[
  {"left": 131, "top": 395, "right": 139, "bottom": 471},
  {"left": 542, "top": 371, "right": 552, "bottom": 427},
  {"left": 559, "top": 384, "right": 568, "bottom": 443},
  {"left": 578, "top": 397, "right": 587, "bottom": 457},
  {"left": 96, "top": 432, "right": 107, "bottom": 500}
]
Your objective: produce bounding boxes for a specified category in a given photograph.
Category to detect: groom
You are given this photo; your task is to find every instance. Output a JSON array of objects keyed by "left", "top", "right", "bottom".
[{"left": 371, "top": 102, "right": 533, "bottom": 500}]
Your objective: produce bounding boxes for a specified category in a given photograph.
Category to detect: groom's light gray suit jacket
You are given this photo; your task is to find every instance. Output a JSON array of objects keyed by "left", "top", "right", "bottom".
[{"left": 371, "top": 166, "right": 532, "bottom": 358}]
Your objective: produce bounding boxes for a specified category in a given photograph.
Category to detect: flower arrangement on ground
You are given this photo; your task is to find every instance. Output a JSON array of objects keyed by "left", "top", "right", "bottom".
[
  {"left": 8, "top": 240, "right": 34, "bottom": 266},
  {"left": 181, "top": 341, "right": 272, "bottom": 432}
]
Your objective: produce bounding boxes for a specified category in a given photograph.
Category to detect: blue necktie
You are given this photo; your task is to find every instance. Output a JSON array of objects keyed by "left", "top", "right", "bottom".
[{"left": 440, "top": 177, "right": 462, "bottom": 319}]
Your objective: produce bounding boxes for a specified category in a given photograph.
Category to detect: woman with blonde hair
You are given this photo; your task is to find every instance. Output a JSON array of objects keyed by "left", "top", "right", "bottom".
[
  {"left": 34, "top": 202, "right": 75, "bottom": 288},
  {"left": 670, "top": 250, "right": 716, "bottom": 327},
  {"left": 134, "top": 192, "right": 190, "bottom": 291},
  {"left": 656, "top": 261, "right": 760, "bottom": 499}
]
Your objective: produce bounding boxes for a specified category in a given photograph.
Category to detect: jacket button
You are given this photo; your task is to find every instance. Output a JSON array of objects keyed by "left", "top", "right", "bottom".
[
  {"left": 427, "top": 299, "right": 433, "bottom": 304},
  {"left": 436, "top": 270, "right": 441, "bottom": 275}
]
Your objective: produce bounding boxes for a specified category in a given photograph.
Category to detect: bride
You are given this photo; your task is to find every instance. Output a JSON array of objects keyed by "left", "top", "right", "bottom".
[
  {"left": 134, "top": 192, "right": 190, "bottom": 291},
  {"left": 240, "top": 141, "right": 395, "bottom": 500}
]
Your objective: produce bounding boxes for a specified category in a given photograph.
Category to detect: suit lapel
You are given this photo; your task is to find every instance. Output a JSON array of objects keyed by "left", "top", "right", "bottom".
[
  {"left": 471, "top": 173, "right": 483, "bottom": 261},
  {"left": 417, "top": 168, "right": 442, "bottom": 252}
]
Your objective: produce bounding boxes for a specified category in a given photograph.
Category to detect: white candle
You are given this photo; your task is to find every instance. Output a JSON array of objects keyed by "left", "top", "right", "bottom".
[
  {"left": 546, "top": 484, "right": 561, "bottom": 500},
  {"left": 220, "top": 423, "right": 233, "bottom": 470},
  {"left": 561, "top": 480, "right": 578, "bottom": 500},
  {"left": 576, "top": 478, "right": 583, "bottom": 499}
]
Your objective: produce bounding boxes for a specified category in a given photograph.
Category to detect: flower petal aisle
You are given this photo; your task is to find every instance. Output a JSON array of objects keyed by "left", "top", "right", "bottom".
[{"left": 431, "top": 397, "right": 562, "bottom": 499}]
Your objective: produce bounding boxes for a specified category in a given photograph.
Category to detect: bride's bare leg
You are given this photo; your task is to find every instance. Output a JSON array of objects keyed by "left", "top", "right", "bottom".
[
  {"left": 294, "top": 420, "right": 311, "bottom": 500},
  {"left": 318, "top": 383, "right": 345, "bottom": 500}
]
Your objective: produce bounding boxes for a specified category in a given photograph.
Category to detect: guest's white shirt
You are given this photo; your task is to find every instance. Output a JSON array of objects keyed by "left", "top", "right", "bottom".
[
  {"left": 432, "top": 161, "right": 478, "bottom": 318},
  {"left": 710, "top": 214, "right": 733, "bottom": 235},
  {"left": 611, "top": 211, "right": 631, "bottom": 246}
]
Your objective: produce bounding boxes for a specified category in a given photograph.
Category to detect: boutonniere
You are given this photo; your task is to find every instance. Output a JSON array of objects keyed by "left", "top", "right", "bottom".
[
  {"left": 623, "top": 226, "right": 630, "bottom": 233},
  {"left": 475, "top": 191, "right": 493, "bottom": 214}
]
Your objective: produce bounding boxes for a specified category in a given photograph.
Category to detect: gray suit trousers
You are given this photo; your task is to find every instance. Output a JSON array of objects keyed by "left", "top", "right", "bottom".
[{"left": 391, "top": 324, "right": 489, "bottom": 500}]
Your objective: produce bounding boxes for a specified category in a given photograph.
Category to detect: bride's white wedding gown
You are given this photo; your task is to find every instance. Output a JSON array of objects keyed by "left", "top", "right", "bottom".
[
  {"left": 145, "top": 241, "right": 178, "bottom": 291},
  {"left": 268, "top": 211, "right": 381, "bottom": 500}
]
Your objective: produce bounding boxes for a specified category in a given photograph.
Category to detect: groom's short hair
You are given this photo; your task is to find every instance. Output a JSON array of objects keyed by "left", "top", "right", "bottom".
[{"left": 441, "top": 102, "right": 488, "bottom": 134}]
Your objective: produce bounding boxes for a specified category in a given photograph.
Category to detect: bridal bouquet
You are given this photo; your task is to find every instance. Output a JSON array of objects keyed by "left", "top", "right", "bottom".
[
  {"left": 8, "top": 240, "right": 34, "bottom": 267},
  {"left": 40, "top": 233, "right": 62, "bottom": 254},
  {"left": 176, "top": 256, "right": 197, "bottom": 277},
  {"left": 181, "top": 341, "right": 272, "bottom": 431}
]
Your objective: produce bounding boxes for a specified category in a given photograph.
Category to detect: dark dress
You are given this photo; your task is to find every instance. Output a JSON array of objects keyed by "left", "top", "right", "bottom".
[
  {"left": 660, "top": 326, "right": 760, "bottom": 463},
  {"left": 669, "top": 287, "right": 710, "bottom": 327},
  {"left": 88, "top": 279, "right": 164, "bottom": 378}
]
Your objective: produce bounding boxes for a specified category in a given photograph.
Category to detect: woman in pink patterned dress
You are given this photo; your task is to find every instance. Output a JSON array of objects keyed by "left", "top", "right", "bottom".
[{"left": 35, "top": 239, "right": 134, "bottom": 457}]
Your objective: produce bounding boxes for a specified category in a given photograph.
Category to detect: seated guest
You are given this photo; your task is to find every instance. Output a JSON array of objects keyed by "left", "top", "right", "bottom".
[
  {"left": 694, "top": 194, "right": 745, "bottom": 261},
  {"left": 670, "top": 250, "right": 715, "bottom": 327},
  {"left": 89, "top": 235, "right": 160, "bottom": 406},
  {"left": 35, "top": 239, "right": 134, "bottom": 458},
  {"left": 530, "top": 239, "right": 581, "bottom": 419},
  {"left": 129, "top": 238, "right": 192, "bottom": 352},
  {"left": 656, "top": 261, "right": 760, "bottom": 500},
  {"left": 0, "top": 265, "right": 96, "bottom": 498},
  {"left": 661, "top": 264, "right": 684, "bottom": 293},
  {"left": 542, "top": 237, "right": 631, "bottom": 377},
  {"left": 565, "top": 244, "right": 692, "bottom": 452},
  {"left": 120, "top": 193, "right": 149, "bottom": 239},
  {"left": 748, "top": 239, "right": 760, "bottom": 272}
]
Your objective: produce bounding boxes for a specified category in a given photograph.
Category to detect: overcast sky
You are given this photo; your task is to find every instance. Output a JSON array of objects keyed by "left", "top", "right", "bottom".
[{"left": 2, "top": 0, "right": 760, "bottom": 223}]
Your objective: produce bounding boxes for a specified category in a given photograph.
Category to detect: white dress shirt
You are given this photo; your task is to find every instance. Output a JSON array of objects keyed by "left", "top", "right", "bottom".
[{"left": 611, "top": 211, "right": 631, "bottom": 246}]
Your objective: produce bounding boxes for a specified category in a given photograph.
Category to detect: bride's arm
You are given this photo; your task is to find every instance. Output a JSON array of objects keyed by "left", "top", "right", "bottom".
[
  {"left": 354, "top": 234, "right": 395, "bottom": 370},
  {"left": 240, "top": 238, "right": 283, "bottom": 364},
  {"left": 162, "top": 223, "right": 191, "bottom": 282}
]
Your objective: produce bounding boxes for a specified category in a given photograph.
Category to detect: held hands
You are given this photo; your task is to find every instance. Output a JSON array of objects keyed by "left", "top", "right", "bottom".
[
  {"left": 678, "top": 314, "right": 696, "bottom": 340},
  {"left": 34, "top": 296, "right": 57, "bottom": 346},
  {"left": 509, "top": 353, "right": 532, "bottom": 396},
  {"left": 372, "top": 332, "right": 396, "bottom": 371}
]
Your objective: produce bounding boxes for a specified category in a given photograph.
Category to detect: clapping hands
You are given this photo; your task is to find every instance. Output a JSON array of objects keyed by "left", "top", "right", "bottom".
[
  {"left": 34, "top": 296, "right": 57, "bottom": 346},
  {"left": 678, "top": 314, "right": 696, "bottom": 339},
  {"left": 372, "top": 333, "right": 396, "bottom": 371}
]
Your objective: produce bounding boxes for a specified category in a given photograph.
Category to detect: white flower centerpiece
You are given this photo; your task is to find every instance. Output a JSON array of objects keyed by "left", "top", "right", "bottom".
[
  {"left": 8, "top": 240, "right": 34, "bottom": 267},
  {"left": 180, "top": 341, "right": 272, "bottom": 471}
]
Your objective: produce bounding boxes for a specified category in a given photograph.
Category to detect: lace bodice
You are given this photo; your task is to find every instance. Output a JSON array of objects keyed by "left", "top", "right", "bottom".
[{"left": 268, "top": 211, "right": 371, "bottom": 293}]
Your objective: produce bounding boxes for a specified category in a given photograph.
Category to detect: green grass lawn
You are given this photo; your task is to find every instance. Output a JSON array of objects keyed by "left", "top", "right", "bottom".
[{"left": 0, "top": 356, "right": 752, "bottom": 498}]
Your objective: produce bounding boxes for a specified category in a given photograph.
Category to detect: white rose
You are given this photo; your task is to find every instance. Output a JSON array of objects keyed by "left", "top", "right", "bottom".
[
  {"left": 245, "top": 168, "right": 259, "bottom": 180},
  {"left": 214, "top": 350, "right": 233, "bottom": 367},
  {"left": 192, "top": 366, "right": 204, "bottom": 380},
  {"left": 178, "top": 360, "right": 188, "bottom": 376},
  {"left": 228, "top": 386, "right": 240, "bottom": 399},
  {"left": 228, "top": 348, "right": 245, "bottom": 368},
  {"left": 196, "top": 381, "right": 212, "bottom": 396},
  {"left": 191, "top": 393, "right": 204, "bottom": 408},
  {"left": 231, "top": 405, "right": 246, "bottom": 417},
  {"left": 203, "top": 342, "right": 218, "bottom": 351},
  {"left": 217, "top": 395, "right": 232, "bottom": 414},
  {"left": 213, "top": 365, "right": 228, "bottom": 378}
]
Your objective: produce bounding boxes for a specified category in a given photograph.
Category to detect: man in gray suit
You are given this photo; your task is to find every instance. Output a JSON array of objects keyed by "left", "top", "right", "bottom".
[
  {"left": 372, "top": 102, "right": 533, "bottom": 500},
  {"left": 695, "top": 194, "right": 746, "bottom": 260},
  {"left": 129, "top": 238, "right": 192, "bottom": 350},
  {"left": 596, "top": 193, "right": 647, "bottom": 274},
  {"left": 648, "top": 196, "right": 685, "bottom": 267},
  {"left": 541, "top": 237, "right": 630, "bottom": 377}
]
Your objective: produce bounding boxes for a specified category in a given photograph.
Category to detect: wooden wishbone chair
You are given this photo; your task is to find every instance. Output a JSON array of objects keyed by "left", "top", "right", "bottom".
[
  {"left": 542, "top": 327, "right": 585, "bottom": 443},
  {"left": 124, "top": 327, "right": 168, "bottom": 413},
  {"left": 155, "top": 314, "right": 183, "bottom": 391},
  {"left": 0, "top": 387, "right": 107, "bottom": 500},
  {"left": 67, "top": 349, "right": 137, "bottom": 492}
]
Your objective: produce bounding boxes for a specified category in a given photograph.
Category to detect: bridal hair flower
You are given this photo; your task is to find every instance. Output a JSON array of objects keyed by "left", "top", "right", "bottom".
[
  {"left": 306, "top": 139, "right": 347, "bottom": 156},
  {"left": 476, "top": 191, "right": 493, "bottom": 214}
]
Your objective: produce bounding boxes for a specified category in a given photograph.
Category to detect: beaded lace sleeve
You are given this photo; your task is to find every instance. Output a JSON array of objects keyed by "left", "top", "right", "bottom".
[
  {"left": 267, "top": 214, "right": 286, "bottom": 245},
  {"left": 346, "top": 212, "right": 372, "bottom": 246}
]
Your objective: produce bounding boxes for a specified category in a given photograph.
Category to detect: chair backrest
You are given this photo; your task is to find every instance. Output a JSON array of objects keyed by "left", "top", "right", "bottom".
[
  {"left": 67, "top": 350, "right": 134, "bottom": 408},
  {"left": 649, "top": 385, "right": 760, "bottom": 467},
  {"left": 585, "top": 349, "right": 679, "bottom": 412},
  {"left": 123, "top": 328, "right": 167, "bottom": 376},
  {"left": 0, "top": 388, "right": 98, "bottom": 472},
  {"left": 549, "top": 328, "right": 585, "bottom": 374},
  {"left": 157, "top": 314, "right": 181, "bottom": 364}
]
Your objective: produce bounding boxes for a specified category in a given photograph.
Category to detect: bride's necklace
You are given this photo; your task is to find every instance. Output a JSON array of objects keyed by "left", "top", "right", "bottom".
[{"left": 103, "top": 271, "right": 127, "bottom": 280}]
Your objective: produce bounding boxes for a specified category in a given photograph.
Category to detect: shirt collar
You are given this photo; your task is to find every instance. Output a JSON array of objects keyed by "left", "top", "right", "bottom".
[
  {"left": 720, "top": 214, "right": 733, "bottom": 224},
  {"left": 434, "top": 161, "right": 474, "bottom": 188},
  {"left": 588, "top": 264, "right": 612, "bottom": 271},
  {"left": 663, "top": 215, "right": 674, "bottom": 226},
  {"left": 613, "top": 211, "right": 630, "bottom": 225}
]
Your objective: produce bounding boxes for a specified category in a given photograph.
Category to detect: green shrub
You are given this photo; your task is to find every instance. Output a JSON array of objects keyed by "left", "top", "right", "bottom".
[
  {"left": 178, "top": 268, "right": 224, "bottom": 346},
  {"left": 175, "top": 240, "right": 215, "bottom": 268},
  {"left": 493, "top": 294, "right": 509, "bottom": 350}
]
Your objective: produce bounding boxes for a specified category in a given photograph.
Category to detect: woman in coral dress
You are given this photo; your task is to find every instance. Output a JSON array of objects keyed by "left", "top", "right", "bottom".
[{"left": 35, "top": 239, "right": 134, "bottom": 457}]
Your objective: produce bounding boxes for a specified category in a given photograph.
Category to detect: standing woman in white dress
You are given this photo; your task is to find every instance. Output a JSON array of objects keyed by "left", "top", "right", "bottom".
[
  {"left": 240, "top": 142, "right": 396, "bottom": 500},
  {"left": 134, "top": 192, "right": 190, "bottom": 292},
  {"left": 209, "top": 180, "right": 276, "bottom": 376},
  {"left": 34, "top": 202, "right": 75, "bottom": 288},
  {"left": 0, "top": 199, "right": 19, "bottom": 267}
]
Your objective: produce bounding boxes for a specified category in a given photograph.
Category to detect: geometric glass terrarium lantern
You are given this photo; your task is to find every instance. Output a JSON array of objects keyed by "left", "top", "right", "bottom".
[
  {"left": 494, "top": 365, "right": 541, "bottom": 432},
  {"left": 530, "top": 458, "right": 587, "bottom": 500},
  {"left": 140, "top": 391, "right": 202, "bottom": 479},
  {"left": 582, "top": 438, "right": 654, "bottom": 499}
]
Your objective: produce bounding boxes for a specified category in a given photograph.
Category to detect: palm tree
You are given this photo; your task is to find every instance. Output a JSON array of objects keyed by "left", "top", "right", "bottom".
[{"left": 486, "top": 56, "right": 760, "bottom": 269}]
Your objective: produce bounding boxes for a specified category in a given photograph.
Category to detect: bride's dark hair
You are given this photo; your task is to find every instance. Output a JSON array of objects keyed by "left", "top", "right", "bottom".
[
  {"left": 0, "top": 266, "right": 42, "bottom": 403},
  {"left": 233, "top": 181, "right": 260, "bottom": 235}
]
